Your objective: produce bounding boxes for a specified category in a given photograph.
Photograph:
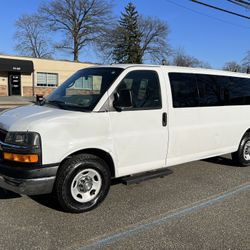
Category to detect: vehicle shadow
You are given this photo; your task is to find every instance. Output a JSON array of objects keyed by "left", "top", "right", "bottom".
[
  {"left": 203, "top": 156, "right": 238, "bottom": 167},
  {"left": 29, "top": 194, "right": 64, "bottom": 212},
  {"left": 0, "top": 188, "right": 21, "bottom": 199}
]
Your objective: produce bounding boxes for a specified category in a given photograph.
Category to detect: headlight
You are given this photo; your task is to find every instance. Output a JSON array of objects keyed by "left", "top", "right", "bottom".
[
  {"left": 5, "top": 132, "right": 41, "bottom": 148},
  {"left": 3, "top": 132, "right": 41, "bottom": 163}
]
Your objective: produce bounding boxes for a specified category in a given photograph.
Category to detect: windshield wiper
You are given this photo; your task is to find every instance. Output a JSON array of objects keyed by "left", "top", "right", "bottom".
[
  {"left": 46, "top": 100, "right": 90, "bottom": 111},
  {"left": 46, "top": 100, "right": 66, "bottom": 107}
]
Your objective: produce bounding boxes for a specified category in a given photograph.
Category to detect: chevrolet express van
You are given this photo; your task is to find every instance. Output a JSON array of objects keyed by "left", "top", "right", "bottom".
[{"left": 0, "top": 64, "right": 250, "bottom": 213}]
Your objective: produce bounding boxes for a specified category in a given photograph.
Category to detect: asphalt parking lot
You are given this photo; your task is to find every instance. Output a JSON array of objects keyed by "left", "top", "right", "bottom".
[{"left": 0, "top": 154, "right": 250, "bottom": 250}]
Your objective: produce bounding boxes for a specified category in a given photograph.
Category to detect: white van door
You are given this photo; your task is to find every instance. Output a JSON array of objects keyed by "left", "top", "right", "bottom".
[{"left": 108, "top": 69, "right": 168, "bottom": 177}]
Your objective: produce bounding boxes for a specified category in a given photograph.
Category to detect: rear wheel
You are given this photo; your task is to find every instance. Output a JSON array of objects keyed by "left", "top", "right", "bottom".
[
  {"left": 55, "top": 154, "right": 111, "bottom": 213},
  {"left": 232, "top": 132, "right": 250, "bottom": 167}
]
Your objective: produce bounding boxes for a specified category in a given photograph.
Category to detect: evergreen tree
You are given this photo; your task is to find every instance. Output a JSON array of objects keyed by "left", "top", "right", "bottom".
[{"left": 113, "top": 2, "right": 142, "bottom": 63}]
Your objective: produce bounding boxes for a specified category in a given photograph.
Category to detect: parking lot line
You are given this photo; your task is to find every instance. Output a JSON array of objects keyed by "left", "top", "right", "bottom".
[{"left": 79, "top": 182, "right": 250, "bottom": 250}]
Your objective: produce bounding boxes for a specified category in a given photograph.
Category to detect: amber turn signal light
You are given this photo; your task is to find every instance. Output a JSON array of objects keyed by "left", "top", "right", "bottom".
[{"left": 3, "top": 153, "right": 39, "bottom": 163}]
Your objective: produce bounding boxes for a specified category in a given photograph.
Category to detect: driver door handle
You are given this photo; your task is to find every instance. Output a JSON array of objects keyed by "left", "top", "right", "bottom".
[{"left": 162, "top": 112, "right": 167, "bottom": 127}]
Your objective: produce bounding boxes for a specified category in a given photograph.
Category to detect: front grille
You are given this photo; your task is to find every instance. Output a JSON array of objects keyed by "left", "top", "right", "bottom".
[
  {"left": 0, "top": 129, "right": 7, "bottom": 142},
  {"left": 0, "top": 129, "right": 6, "bottom": 161}
]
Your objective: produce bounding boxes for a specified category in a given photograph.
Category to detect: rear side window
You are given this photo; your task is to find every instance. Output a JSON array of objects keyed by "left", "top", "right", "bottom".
[
  {"left": 196, "top": 74, "right": 225, "bottom": 106},
  {"left": 169, "top": 73, "right": 198, "bottom": 107},
  {"left": 169, "top": 72, "right": 250, "bottom": 108},
  {"left": 227, "top": 77, "right": 250, "bottom": 105}
]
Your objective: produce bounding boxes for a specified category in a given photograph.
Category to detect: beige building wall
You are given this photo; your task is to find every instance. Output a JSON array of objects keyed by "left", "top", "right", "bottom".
[{"left": 0, "top": 54, "right": 94, "bottom": 97}]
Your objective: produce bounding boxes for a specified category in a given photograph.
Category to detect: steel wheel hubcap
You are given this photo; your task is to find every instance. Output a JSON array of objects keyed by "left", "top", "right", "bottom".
[
  {"left": 243, "top": 141, "right": 250, "bottom": 161},
  {"left": 71, "top": 168, "right": 102, "bottom": 203}
]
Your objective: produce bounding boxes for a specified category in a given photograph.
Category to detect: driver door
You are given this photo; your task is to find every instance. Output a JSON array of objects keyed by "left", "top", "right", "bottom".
[{"left": 108, "top": 69, "right": 168, "bottom": 177}]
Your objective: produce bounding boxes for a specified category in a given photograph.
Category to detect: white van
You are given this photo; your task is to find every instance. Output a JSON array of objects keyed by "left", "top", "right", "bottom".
[{"left": 0, "top": 64, "right": 250, "bottom": 213}]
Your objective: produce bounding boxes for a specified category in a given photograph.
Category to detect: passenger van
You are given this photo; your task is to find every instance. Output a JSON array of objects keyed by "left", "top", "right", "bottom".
[{"left": 0, "top": 64, "right": 250, "bottom": 213}]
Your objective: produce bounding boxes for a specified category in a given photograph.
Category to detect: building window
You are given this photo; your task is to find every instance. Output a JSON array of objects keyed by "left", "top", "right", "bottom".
[
  {"left": 37, "top": 72, "right": 58, "bottom": 87},
  {"left": 73, "top": 76, "right": 93, "bottom": 90}
]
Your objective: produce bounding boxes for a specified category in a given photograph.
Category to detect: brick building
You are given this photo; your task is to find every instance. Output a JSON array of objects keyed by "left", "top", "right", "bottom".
[{"left": 0, "top": 54, "right": 93, "bottom": 97}]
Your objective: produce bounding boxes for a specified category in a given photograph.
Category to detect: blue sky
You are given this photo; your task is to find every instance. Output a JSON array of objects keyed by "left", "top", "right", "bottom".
[{"left": 0, "top": 0, "right": 249, "bottom": 69}]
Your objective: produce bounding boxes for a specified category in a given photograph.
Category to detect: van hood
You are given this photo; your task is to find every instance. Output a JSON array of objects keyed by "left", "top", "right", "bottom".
[{"left": 0, "top": 104, "right": 76, "bottom": 131}]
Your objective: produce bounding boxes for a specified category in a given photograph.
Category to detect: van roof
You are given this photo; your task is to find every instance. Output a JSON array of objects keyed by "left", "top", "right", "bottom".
[{"left": 88, "top": 64, "right": 250, "bottom": 78}]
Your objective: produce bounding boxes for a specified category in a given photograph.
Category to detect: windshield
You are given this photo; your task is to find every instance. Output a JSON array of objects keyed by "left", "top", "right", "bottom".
[{"left": 45, "top": 67, "right": 123, "bottom": 111}]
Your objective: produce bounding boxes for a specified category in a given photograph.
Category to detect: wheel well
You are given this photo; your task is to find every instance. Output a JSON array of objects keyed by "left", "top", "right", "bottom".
[
  {"left": 241, "top": 129, "right": 250, "bottom": 141},
  {"left": 237, "top": 129, "right": 250, "bottom": 146},
  {"left": 62, "top": 148, "right": 116, "bottom": 177}
]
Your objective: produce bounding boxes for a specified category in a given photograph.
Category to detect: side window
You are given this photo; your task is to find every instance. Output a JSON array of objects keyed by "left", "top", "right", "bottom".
[
  {"left": 169, "top": 73, "right": 198, "bottom": 108},
  {"left": 196, "top": 74, "right": 250, "bottom": 106},
  {"left": 116, "top": 70, "right": 162, "bottom": 109},
  {"left": 196, "top": 74, "right": 225, "bottom": 106},
  {"left": 227, "top": 77, "right": 250, "bottom": 105},
  {"left": 169, "top": 73, "right": 250, "bottom": 107}
]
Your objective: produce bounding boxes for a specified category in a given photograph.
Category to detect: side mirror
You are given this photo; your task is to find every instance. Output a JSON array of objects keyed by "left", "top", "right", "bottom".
[
  {"left": 36, "top": 94, "right": 45, "bottom": 105},
  {"left": 113, "top": 89, "right": 133, "bottom": 112}
]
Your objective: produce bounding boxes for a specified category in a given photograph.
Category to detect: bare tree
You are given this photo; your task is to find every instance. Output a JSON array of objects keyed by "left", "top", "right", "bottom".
[
  {"left": 139, "top": 16, "right": 170, "bottom": 63},
  {"left": 223, "top": 61, "right": 242, "bottom": 72},
  {"left": 95, "top": 24, "right": 119, "bottom": 63},
  {"left": 40, "top": 0, "right": 113, "bottom": 62},
  {"left": 14, "top": 14, "right": 53, "bottom": 58},
  {"left": 171, "top": 48, "right": 210, "bottom": 68}
]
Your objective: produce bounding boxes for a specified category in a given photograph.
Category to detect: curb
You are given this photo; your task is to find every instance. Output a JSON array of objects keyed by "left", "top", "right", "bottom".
[{"left": 0, "top": 103, "right": 31, "bottom": 109}]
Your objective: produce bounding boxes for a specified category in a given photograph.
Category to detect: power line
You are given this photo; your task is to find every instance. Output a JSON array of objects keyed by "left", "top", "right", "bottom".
[
  {"left": 229, "top": 0, "right": 250, "bottom": 4},
  {"left": 191, "top": 0, "right": 250, "bottom": 19},
  {"left": 228, "top": 0, "right": 250, "bottom": 7},
  {"left": 163, "top": 0, "right": 250, "bottom": 29}
]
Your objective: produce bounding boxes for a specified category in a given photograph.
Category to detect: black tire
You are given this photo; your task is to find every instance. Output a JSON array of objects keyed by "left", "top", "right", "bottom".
[
  {"left": 54, "top": 154, "right": 111, "bottom": 213},
  {"left": 232, "top": 132, "right": 250, "bottom": 167}
]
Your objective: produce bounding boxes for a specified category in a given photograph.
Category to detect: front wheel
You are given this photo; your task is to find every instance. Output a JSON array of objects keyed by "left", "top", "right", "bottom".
[
  {"left": 232, "top": 132, "right": 250, "bottom": 167},
  {"left": 55, "top": 154, "right": 111, "bottom": 213}
]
